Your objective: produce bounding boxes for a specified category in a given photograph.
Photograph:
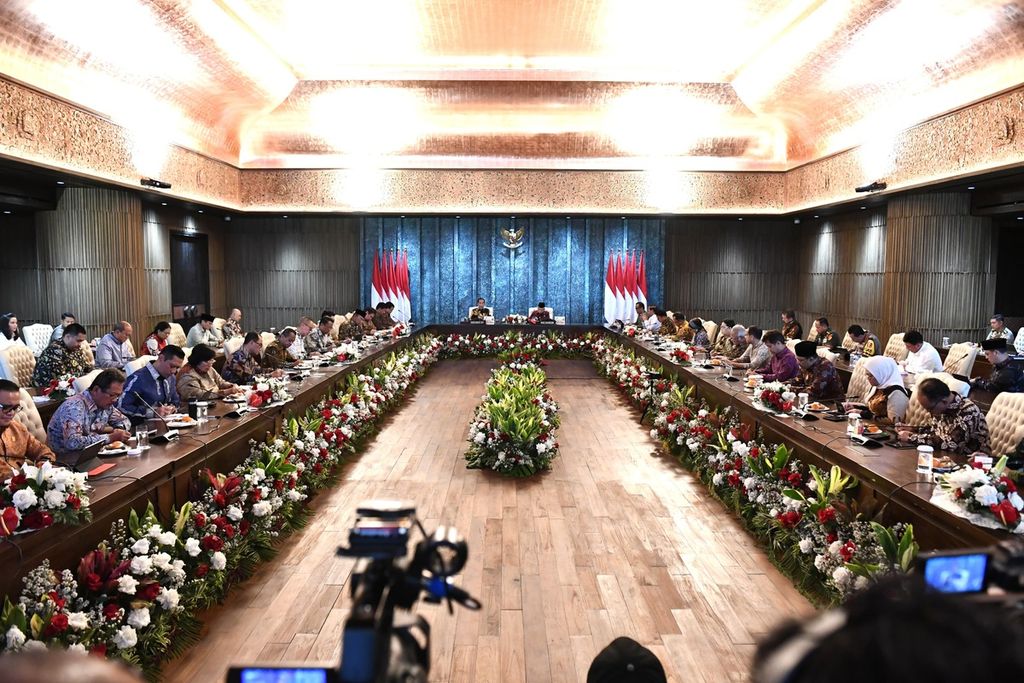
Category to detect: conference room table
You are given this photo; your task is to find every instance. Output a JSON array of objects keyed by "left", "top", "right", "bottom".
[
  {"left": 0, "top": 332, "right": 424, "bottom": 599},
  {"left": 1, "top": 324, "right": 1005, "bottom": 602}
]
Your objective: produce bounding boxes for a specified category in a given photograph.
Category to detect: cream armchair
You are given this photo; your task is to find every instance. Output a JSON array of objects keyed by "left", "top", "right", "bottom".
[
  {"left": 987, "top": 392, "right": 1024, "bottom": 456},
  {"left": 14, "top": 388, "right": 47, "bottom": 444},
  {"left": 224, "top": 336, "right": 244, "bottom": 357},
  {"left": 883, "top": 333, "right": 908, "bottom": 362},
  {"left": 125, "top": 355, "right": 156, "bottom": 375},
  {"left": 72, "top": 369, "right": 102, "bottom": 395},
  {"left": 21, "top": 324, "right": 53, "bottom": 357},
  {"left": 167, "top": 323, "right": 187, "bottom": 348},
  {"left": 0, "top": 344, "right": 36, "bottom": 387},
  {"left": 942, "top": 342, "right": 979, "bottom": 377},
  {"left": 702, "top": 320, "right": 719, "bottom": 346}
]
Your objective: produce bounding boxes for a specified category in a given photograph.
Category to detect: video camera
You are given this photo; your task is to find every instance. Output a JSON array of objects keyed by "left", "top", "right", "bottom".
[
  {"left": 917, "top": 538, "right": 1024, "bottom": 600},
  {"left": 227, "top": 500, "right": 480, "bottom": 683}
]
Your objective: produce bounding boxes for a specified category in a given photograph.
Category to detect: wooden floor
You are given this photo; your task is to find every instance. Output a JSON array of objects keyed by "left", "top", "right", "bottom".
[{"left": 162, "top": 359, "right": 812, "bottom": 683}]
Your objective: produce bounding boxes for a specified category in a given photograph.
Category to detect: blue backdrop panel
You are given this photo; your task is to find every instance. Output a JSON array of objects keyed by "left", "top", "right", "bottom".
[{"left": 360, "top": 216, "right": 664, "bottom": 324}]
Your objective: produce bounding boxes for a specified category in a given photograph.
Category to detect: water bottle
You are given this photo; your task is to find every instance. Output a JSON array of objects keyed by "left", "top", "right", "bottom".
[{"left": 847, "top": 411, "right": 861, "bottom": 437}]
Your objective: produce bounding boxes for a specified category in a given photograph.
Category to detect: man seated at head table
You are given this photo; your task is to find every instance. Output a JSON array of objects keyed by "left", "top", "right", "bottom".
[
  {"left": 350, "top": 309, "right": 376, "bottom": 334},
  {"left": 711, "top": 320, "right": 742, "bottom": 359},
  {"left": 634, "top": 302, "right": 650, "bottom": 323},
  {"left": 304, "top": 316, "right": 336, "bottom": 356},
  {"left": 95, "top": 321, "right": 136, "bottom": 370},
  {"left": 781, "top": 310, "right": 803, "bottom": 340},
  {"left": 793, "top": 341, "right": 845, "bottom": 401},
  {"left": 32, "top": 323, "right": 93, "bottom": 388},
  {"left": 903, "top": 329, "right": 943, "bottom": 375},
  {"left": 187, "top": 314, "right": 221, "bottom": 348},
  {"left": 754, "top": 330, "right": 800, "bottom": 382},
  {"left": 530, "top": 301, "right": 552, "bottom": 323},
  {"left": 671, "top": 313, "right": 693, "bottom": 342},
  {"left": 263, "top": 328, "right": 299, "bottom": 370},
  {"left": 987, "top": 313, "right": 1016, "bottom": 346},
  {"left": 846, "top": 324, "right": 881, "bottom": 357},
  {"left": 176, "top": 343, "right": 241, "bottom": 404},
  {"left": 46, "top": 369, "right": 133, "bottom": 457},
  {"left": 0, "top": 379, "right": 56, "bottom": 478},
  {"left": 50, "top": 312, "right": 76, "bottom": 342},
  {"left": 971, "top": 338, "right": 1024, "bottom": 394},
  {"left": 470, "top": 297, "right": 492, "bottom": 321},
  {"left": 118, "top": 345, "right": 185, "bottom": 425},
  {"left": 656, "top": 308, "right": 677, "bottom": 336},
  {"left": 222, "top": 308, "right": 243, "bottom": 339},
  {"left": 643, "top": 307, "right": 661, "bottom": 332},
  {"left": 898, "top": 378, "right": 991, "bottom": 455},
  {"left": 222, "top": 332, "right": 284, "bottom": 384},
  {"left": 812, "top": 317, "right": 838, "bottom": 347},
  {"left": 373, "top": 302, "right": 398, "bottom": 329},
  {"left": 728, "top": 326, "right": 771, "bottom": 373}
]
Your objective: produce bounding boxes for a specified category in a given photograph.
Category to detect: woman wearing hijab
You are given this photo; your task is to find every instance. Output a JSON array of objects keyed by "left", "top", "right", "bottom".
[{"left": 847, "top": 355, "right": 910, "bottom": 423}]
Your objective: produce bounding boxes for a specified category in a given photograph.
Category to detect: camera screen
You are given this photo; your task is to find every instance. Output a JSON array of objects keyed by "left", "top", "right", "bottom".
[
  {"left": 239, "top": 668, "right": 329, "bottom": 683},
  {"left": 923, "top": 553, "right": 989, "bottom": 593}
]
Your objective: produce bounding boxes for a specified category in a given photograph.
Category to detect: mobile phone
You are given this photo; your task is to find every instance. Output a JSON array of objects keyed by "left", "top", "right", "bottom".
[
  {"left": 919, "top": 550, "right": 990, "bottom": 594},
  {"left": 226, "top": 666, "right": 338, "bottom": 683}
]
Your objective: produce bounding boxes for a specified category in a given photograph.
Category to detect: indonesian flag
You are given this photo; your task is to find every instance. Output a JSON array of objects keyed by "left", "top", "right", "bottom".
[
  {"left": 614, "top": 252, "right": 626, "bottom": 324},
  {"left": 604, "top": 252, "right": 617, "bottom": 325},
  {"left": 370, "top": 251, "right": 384, "bottom": 308},
  {"left": 396, "top": 250, "right": 412, "bottom": 322},
  {"left": 637, "top": 250, "right": 648, "bottom": 310},
  {"left": 624, "top": 250, "right": 637, "bottom": 323}
]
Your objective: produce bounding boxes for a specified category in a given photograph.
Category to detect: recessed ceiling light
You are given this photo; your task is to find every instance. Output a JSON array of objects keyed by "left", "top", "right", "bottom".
[
  {"left": 161, "top": 202, "right": 167, "bottom": 206},
  {"left": 282, "top": 215, "right": 288, "bottom": 218},
  {"left": 2, "top": 210, "right": 11, "bottom": 215},
  {"left": 56, "top": 181, "right": 65, "bottom": 185},
  {"left": 967, "top": 186, "right": 976, "bottom": 190},
  {"left": 198, "top": 210, "right": 204, "bottom": 214},
  {"left": 860, "top": 206, "right": 866, "bottom": 210},
  {"left": 1018, "top": 216, "right": 1023, "bottom": 221},
  {"left": 813, "top": 215, "right": 819, "bottom": 218}
]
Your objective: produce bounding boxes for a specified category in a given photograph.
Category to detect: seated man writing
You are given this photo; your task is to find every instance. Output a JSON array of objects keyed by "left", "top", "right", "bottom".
[
  {"left": 0, "top": 379, "right": 55, "bottom": 478},
  {"left": 897, "top": 378, "right": 990, "bottom": 455},
  {"left": 119, "top": 346, "right": 185, "bottom": 425},
  {"left": 530, "top": 301, "right": 552, "bottom": 323},
  {"left": 46, "top": 369, "right": 132, "bottom": 457},
  {"left": 469, "top": 297, "right": 491, "bottom": 321},
  {"left": 793, "top": 341, "right": 845, "bottom": 401}
]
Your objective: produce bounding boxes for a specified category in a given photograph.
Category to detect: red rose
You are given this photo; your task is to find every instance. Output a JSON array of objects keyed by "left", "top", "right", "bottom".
[
  {"left": 749, "top": 447, "right": 759, "bottom": 457},
  {"left": 0, "top": 507, "right": 20, "bottom": 536},
  {"left": 787, "top": 472, "right": 802, "bottom": 487},
  {"left": 826, "top": 533, "right": 837, "bottom": 544},
  {"left": 23, "top": 510, "right": 54, "bottom": 529},
  {"left": 239, "top": 520, "right": 251, "bottom": 536},
  {"left": 45, "top": 612, "right": 69, "bottom": 636},
  {"left": 89, "top": 643, "right": 107, "bottom": 657},
  {"left": 66, "top": 494, "right": 81, "bottom": 510},
  {"left": 839, "top": 541, "right": 857, "bottom": 563},
  {"left": 321, "top": 409, "right": 334, "bottom": 419},
  {"left": 274, "top": 480, "right": 285, "bottom": 492},
  {"left": 222, "top": 523, "right": 236, "bottom": 539},
  {"left": 103, "top": 603, "right": 122, "bottom": 621},
  {"left": 7, "top": 473, "right": 27, "bottom": 492},
  {"left": 817, "top": 507, "right": 837, "bottom": 525},
  {"left": 991, "top": 500, "right": 1021, "bottom": 528},
  {"left": 201, "top": 535, "right": 224, "bottom": 552},
  {"left": 251, "top": 488, "right": 262, "bottom": 502},
  {"left": 195, "top": 563, "right": 209, "bottom": 578},
  {"left": 248, "top": 393, "right": 264, "bottom": 408},
  {"left": 136, "top": 582, "right": 161, "bottom": 601},
  {"left": 193, "top": 512, "right": 207, "bottom": 528},
  {"left": 1000, "top": 476, "right": 1017, "bottom": 494}
]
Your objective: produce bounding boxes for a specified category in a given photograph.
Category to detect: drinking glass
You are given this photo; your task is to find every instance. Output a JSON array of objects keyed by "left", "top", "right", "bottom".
[
  {"left": 136, "top": 426, "right": 149, "bottom": 450},
  {"left": 797, "top": 392, "right": 809, "bottom": 410}
]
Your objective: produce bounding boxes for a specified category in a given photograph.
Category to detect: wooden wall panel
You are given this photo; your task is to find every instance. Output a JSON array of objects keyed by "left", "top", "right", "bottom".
[
  {"left": 796, "top": 209, "right": 887, "bottom": 340},
  {"left": 0, "top": 214, "right": 42, "bottom": 324},
  {"left": 35, "top": 188, "right": 146, "bottom": 342},
  {"left": 664, "top": 219, "right": 798, "bottom": 331},
  {"left": 883, "top": 193, "right": 995, "bottom": 345},
  {"left": 223, "top": 217, "right": 360, "bottom": 332}
]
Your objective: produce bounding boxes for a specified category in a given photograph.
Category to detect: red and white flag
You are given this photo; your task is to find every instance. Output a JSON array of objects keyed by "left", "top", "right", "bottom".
[
  {"left": 637, "top": 250, "right": 648, "bottom": 311},
  {"left": 371, "top": 249, "right": 412, "bottom": 322},
  {"left": 604, "top": 252, "right": 617, "bottom": 325},
  {"left": 371, "top": 251, "right": 384, "bottom": 308}
]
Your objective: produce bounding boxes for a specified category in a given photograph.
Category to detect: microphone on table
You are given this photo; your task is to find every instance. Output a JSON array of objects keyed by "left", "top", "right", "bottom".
[{"left": 131, "top": 391, "right": 179, "bottom": 443}]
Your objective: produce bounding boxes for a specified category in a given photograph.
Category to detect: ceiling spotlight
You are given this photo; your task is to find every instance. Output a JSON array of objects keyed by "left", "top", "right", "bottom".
[
  {"left": 793, "top": 218, "right": 801, "bottom": 224},
  {"left": 855, "top": 181, "right": 887, "bottom": 193},
  {"left": 1018, "top": 216, "right": 1023, "bottom": 221},
  {"left": 198, "top": 210, "right": 204, "bottom": 214},
  {"left": 140, "top": 177, "right": 172, "bottom": 189},
  {"left": 282, "top": 215, "right": 288, "bottom": 219},
  {"left": 813, "top": 215, "right": 820, "bottom": 218},
  {"left": 860, "top": 206, "right": 867, "bottom": 210},
  {"left": 2, "top": 210, "right": 11, "bottom": 215},
  {"left": 56, "top": 180, "right": 65, "bottom": 185},
  {"left": 161, "top": 202, "right": 167, "bottom": 206},
  {"left": 967, "top": 186, "right": 976, "bottom": 190},
  {"left": 737, "top": 217, "right": 744, "bottom": 221}
]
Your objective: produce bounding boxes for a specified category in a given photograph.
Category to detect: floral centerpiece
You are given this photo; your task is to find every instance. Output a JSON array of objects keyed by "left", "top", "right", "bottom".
[
  {"left": 503, "top": 314, "right": 528, "bottom": 325},
  {"left": 933, "top": 456, "right": 1023, "bottom": 533},
  {"left": 1, "top": 462, "right": 91, "bottom": 535},
  {"left": 391, "top": 323, "right": 407, "bottom": 338},
  {"left": 753, "top": 381, "right": 794, "bottom": 415},
  {"left": 624, "top": 325, "right": 639, "bottom": 338},
  {"left": 248, "top": 378, "right": 291, "bottom": 408},
  {"left": 670, "top": 347, "right": 692, "bottom": 365},
  {"left": 466, "top": 365, "right": 560, "bottom": 477},
  {"left": 40, "top": 374, "right": 76, "bottom": 402},
  {"left": 333, "top": 341, "right": 359, "bottom": 363}
]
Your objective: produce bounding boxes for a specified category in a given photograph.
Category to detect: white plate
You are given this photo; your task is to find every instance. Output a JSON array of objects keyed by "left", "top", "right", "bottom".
[
  {"left": 166, "top": 420, "right": 198, "bottom": 429},
  {"left": 99, "top": 446, "right": 128, "bottom": 456},
  {"left": 32, "top": 395, "right": 52, "bottom": 403}
]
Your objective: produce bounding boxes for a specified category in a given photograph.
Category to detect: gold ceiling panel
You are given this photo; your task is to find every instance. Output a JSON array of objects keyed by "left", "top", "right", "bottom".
[{"left": 0, "top": 0, "right": 1021, "bottom": 173}]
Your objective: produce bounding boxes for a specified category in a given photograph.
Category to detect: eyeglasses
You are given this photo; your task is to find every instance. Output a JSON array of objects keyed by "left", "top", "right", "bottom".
[{"left": 0, "top": 403, "right": 24, "bottom": 415}]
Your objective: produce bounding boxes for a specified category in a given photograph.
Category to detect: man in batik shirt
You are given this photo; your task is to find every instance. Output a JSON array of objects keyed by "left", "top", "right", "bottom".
[
  {"left": 793, "top": 341, "right": 844, "bottom": 401},
  {"left": 898, "top": 378, "right": 991, "bottom": 455},
  {"left": 222, "top": 333, "right": 272, "bottom": 384},
  {"left": 32, "top": 323, "right": 93, "bottom": 388},
  {"left": 46, "top": 369, "right": 132, "bottom": 456}
]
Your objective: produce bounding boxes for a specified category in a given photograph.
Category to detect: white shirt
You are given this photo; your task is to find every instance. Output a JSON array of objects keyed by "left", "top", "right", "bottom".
[
  {"left": 288, "top": 336, "right": 306, "bottom": 360},
  {"left": 905, "top": 341, "right": 943, "bottom": 375},
  {"left": 643, "top": 316, "right": 661, "bottom": 332},
  {"left": 987, "top": 327, "right": 1016, "bottom": 347}
]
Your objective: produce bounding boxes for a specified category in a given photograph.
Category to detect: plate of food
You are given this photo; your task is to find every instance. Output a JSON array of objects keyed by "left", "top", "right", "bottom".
[
  {"left": 862, "top": 424, "right": 889, "bottom": 439},
  {"left": 806, "top": 402, "right": 831, "bottom": 412},
  {"left": 166, "top": 416, "right": 198, "bottom": 428},
  {"left": 933, "top": 456, "right": 958, "bottom": 473},
  {"left": 710, "top": 359, "right": 723, "bottom": 366},
  {"left": 99, "top": 441, "right": 129, "bottom": 456}
]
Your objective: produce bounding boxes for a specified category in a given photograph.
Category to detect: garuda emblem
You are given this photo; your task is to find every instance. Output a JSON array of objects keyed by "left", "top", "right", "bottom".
[{"left": 501, "top": 226, "right": 525, "bottom": 249}]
